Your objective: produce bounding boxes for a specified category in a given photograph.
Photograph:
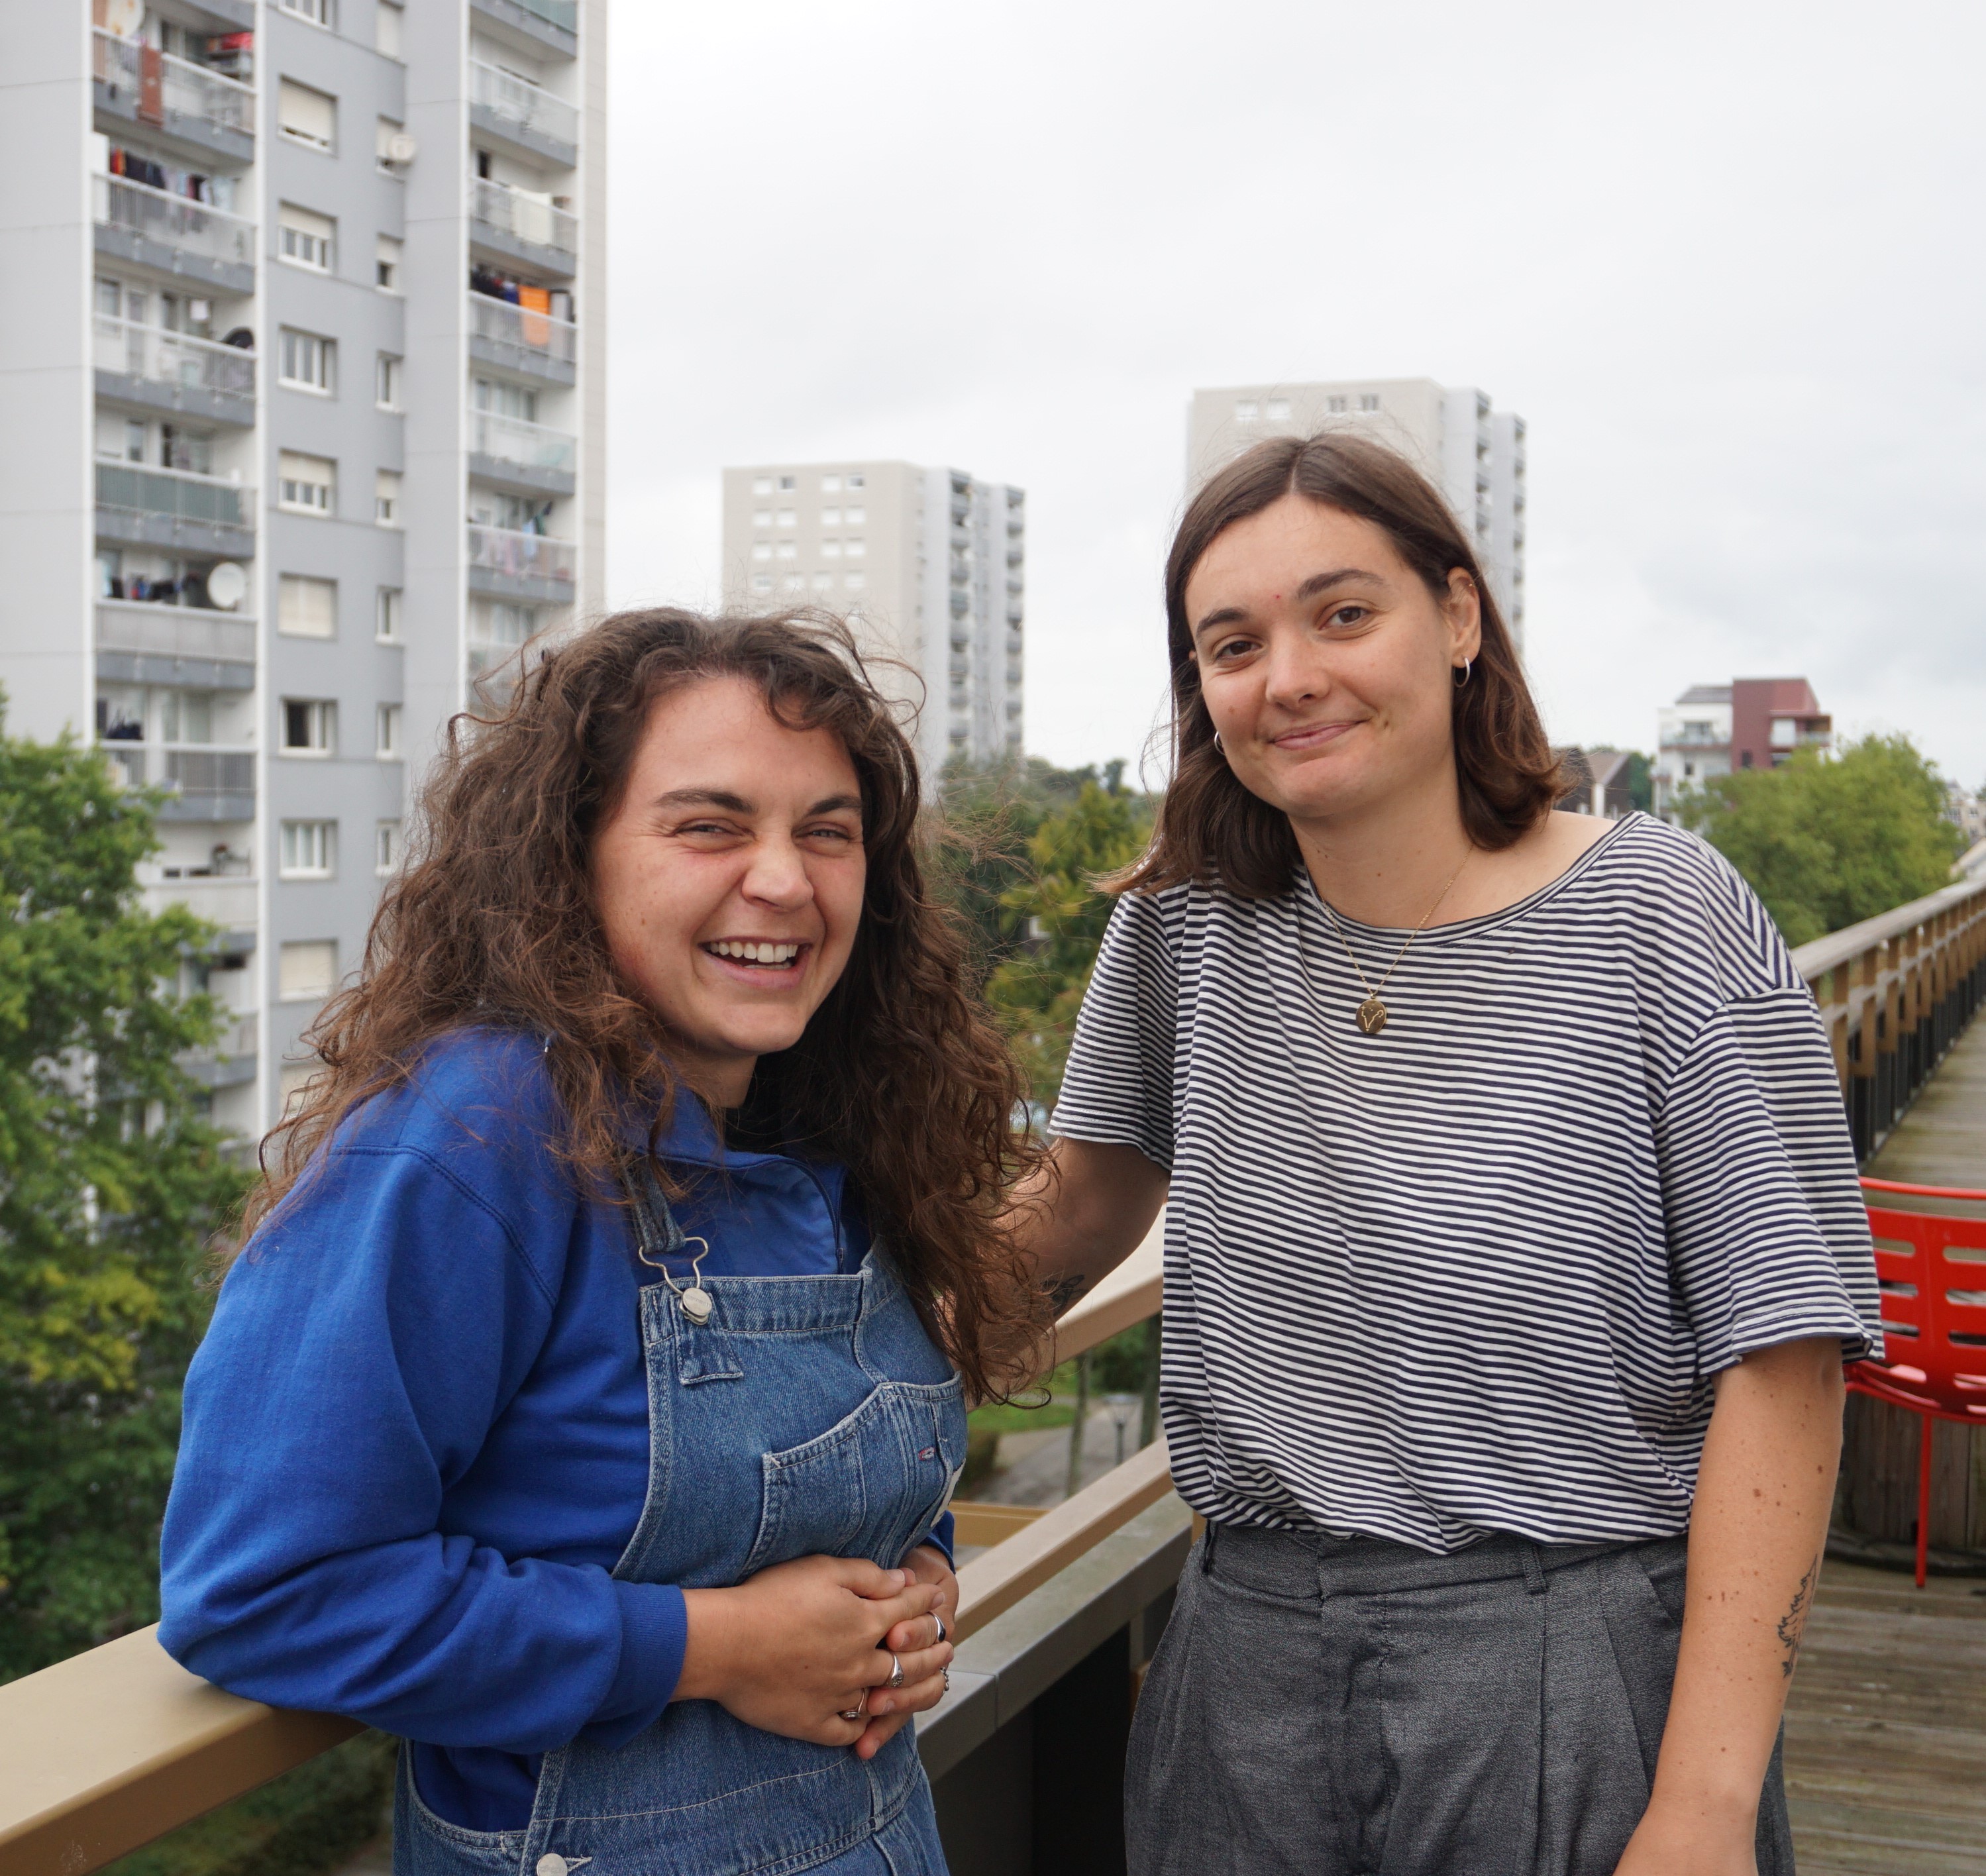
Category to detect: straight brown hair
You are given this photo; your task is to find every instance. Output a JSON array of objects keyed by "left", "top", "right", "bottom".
[{"left": 1117, "top": 431, "right": 1562, "bottom": 900}]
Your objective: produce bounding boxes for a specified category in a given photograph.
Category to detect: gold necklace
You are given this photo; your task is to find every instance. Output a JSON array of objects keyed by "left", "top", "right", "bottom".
[{"left": 1314, "top": 853, "right": 1471, "bottom": 1036}]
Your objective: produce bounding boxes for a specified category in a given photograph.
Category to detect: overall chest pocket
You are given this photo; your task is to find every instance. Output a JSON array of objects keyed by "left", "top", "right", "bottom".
[{"left": 742, "top": 1379, "right": 965, "bottom": 1579}]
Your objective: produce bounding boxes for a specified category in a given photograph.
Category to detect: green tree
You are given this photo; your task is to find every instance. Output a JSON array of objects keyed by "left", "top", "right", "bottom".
[
  {"left": 986, "top": 778, "right": 1153, "bottom": 1107},
  {"left": 0, "top": 708, "right": 247, "bottom": 1681},
  {"left": 1679, "top": 733, "right": 1961, "bottom": 947}
]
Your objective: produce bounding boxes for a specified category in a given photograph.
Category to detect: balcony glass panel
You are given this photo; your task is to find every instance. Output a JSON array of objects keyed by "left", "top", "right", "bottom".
[
  {"left": 470, "top": 178, "right": 577, "bottom": 254},
  {"left": 469, "top": 59, "right": 579, "bottom": 148},
  {"left": 469, "top": 291, "right": 578, "bottom": 369},
  {"left": 471, "top": 410, "right": 576, "bottom": 476},
  {"left": 466, "top": 523, "right": 576, "bottom": 587},
  {"left": 93, "top": 29, "right": 256, "bottom": 139},
  {"left": 511, "top": 0, "right": 578, "bottom": 28},
  {"left": 97, "top": 461, "right": 254, "bottom": 531},
  {"left": 95, "top": 172, "right": 257, "bottom": 268},
  {"left": 163, "top": 747, "right": 255, "bottom": 795},
  {"left": 95, "top": 315, "right": 255, "bottom": 398}
]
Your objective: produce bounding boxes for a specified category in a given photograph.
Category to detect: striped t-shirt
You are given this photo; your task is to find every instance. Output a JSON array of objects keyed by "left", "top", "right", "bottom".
[{"left": 1051, "top": 813, "right": 1881, "bottom": 1551}]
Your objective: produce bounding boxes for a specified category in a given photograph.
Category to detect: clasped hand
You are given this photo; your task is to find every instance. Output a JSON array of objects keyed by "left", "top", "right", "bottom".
[{"left": 676, "top": 1543, "right": 958, "bottom": 1760}]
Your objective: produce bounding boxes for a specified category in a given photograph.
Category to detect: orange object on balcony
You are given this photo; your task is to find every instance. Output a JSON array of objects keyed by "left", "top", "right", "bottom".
[
  {"left": 1848, "top": 1176, "right": 1986, "bottom": 1588},
  {"left": 518, "top": 284, "right": 552, "bottom": 346}
]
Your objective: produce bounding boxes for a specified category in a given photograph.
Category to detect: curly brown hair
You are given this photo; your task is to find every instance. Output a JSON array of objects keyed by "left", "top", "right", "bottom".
[
  {"left": 240, "top": 607, "right": 1047, "bottom": 1398},
  {"left": 1117, "top": 431, "right": 1562, "bottom": 900}
]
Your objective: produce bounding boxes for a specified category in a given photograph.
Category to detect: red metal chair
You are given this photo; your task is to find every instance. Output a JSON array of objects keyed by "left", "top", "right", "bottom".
[{"left": 1848, "top": 1176, "right": 1986, "bottom": 1587}]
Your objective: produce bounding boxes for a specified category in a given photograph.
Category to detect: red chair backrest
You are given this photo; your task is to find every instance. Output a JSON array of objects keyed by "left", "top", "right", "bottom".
[{"left": 1857, "top": 1192, "right": 1986, "bottom": 1422}]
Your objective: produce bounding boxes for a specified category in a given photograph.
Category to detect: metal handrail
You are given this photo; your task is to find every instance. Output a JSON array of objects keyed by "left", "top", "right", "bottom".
[
  {"left": 468, "top": 291, "right": 578, "bottom": 367},
  {"left": 466, "top": 523, "right": 576, "bottom": 583},
  {"left": 470, "top": 409, "right": 578, "bottom": 474},
  {"left": 468, "top": 58, "right": 579, "bottom": 148},
  {"left": 93, "top": 315, "right": 255, "bottom": 397},
  {"left": 95, "top": 461, "right": 253, "bottom": 530},
  {"left": 93, "top": 173, "right": 256, "bottom": 268},
  {"left": 468, "top": 178, "right": 578, "bottom": 255},
  {"left": 92, "top": 30, "right": 256, "bottom": 135}
]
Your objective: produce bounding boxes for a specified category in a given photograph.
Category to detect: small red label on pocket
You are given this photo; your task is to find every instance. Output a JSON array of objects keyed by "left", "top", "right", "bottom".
[{"left": 918, "top": 1447, "right": 936, "bottom": 1460}]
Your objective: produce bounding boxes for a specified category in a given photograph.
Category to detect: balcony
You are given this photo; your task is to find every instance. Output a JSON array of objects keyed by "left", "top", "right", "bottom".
[
  {"left": 469, "top": 410, "right": 577, "bottom": 495},
  {"left": 97, "top": 600, "right": 256, "bottom": 687},
  {"left": 466, "top": 523, "right": 575, "bottom": 603},
  {"left": 469, "top": 178, "right": 577, "bottom": 276},
  {"left": 102, "top": 743, "right": 255, "bottom": 822},
  {"left": 94, "top": 314, "right": 254, "bottom": 425},
  {"left": 468, "top": 290, "right": 577, "bottom": 386},
  {"left": 470, "top": 0, "right": 578, "bottom": 58},
  {"left": 469, "top": 59, "right": 578, "bottom": 165},
  {"left": 92, "top": 29, "right": 254, "bottom": 164},
  {"left": 93, "top": 172, "right": 256, "bottom": 295},
  {"left": 141, "top": 874, "right": 259, "bottom": 937},
  {"left": 96, "top": 462, "right": 254, "bottom": 558}
]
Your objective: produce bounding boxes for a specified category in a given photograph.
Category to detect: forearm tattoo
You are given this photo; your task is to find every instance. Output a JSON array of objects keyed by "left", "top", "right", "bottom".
[
  {"left": 1776, "top": 1555, "right": 1819, "bottom": 1679},
  {"left": 1043, "top": 1274, "right": 1090, "bottom": 1318}
]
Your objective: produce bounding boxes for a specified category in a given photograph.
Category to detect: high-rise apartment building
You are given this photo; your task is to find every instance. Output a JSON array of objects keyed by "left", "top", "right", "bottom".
[
  {"left": 720, "top": 462, "right": 1025, "bottom": 772},
  {"left": 1651, "top": 677, "right": 1832, "bottom": 821},
  {"left": 1187, "top": 379, "right": 1528, "bottom": 648},
  {"left": 0, "top": 0, "right": 605, "bottom": 1137}
]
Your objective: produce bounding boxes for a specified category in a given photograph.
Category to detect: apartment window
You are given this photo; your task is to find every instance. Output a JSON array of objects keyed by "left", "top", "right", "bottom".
[
  {"left": 821, "top": 474, "right": 841, "bottom": 494},
  {"left": 1358, "top": 393, "right": 1380, "bottom": 412},
  {"left": 845, "top": 505, "right": 866, "bottom": 525},
  {"left": 821, "top": 540, "right": 842, "bottom": 560},
  {"left": 376, "top": 234, "right": 403, "bottom": 291},
  {"left": 1234, "top": 399, "right": 1259, "bottom": 422},
  {"left": 278, "top": 450, "right": 336, "bottom": 515},
  {"left": 376, "top": 587, "right": 402, "bottom": 642},
  {"left": 1266, "top": 398, "right": 1291, "bottom": 421},
  {"left": 844, "top": 572, "right": 866, "bottom": 592},
  {"left": 278, "top": 574, "right": 337, "bottom": 638},
  {"left": 750, "top": 574, "right": 772, "bottom": 594},
  {"left": 375, "top": 469, "right": 402, "bottom": 527},
  {"left": 782, "top": 574, "right": 804, "bottom": 593},
  {"left": 278, "top": 328, "right": 335, "bottom": 392},
  {"left": 279, "top": 0, "right": 335, "bottom": 23},
  {"left": 375, "top": 819, "right": 401, "bottom": 874},
  {"left": 775, "top": 541, "right": 796, "bottom": 562},
  {"left": 280, "top": 819, "right": 336, "bottom": 878},
  {"left": 278, "top": 204, "right": 335, "bottom": 272},
  {"left": 846, "top": 473, "right": 865, "bottom": 491},
  {"left": 282, "top": 698, "right": 336, "bottom": 755},
  {"left": 279, "top": 79, "right": 337, "bottom": 152},
  {"left": 845, "top": 539, "right": 865, "bottom": 560},
  {"left": 752, "top": 509, "right": 771, "bottom": 528},
  {"left": 811, "top": 573, "right": 833, "bottom": 592},
  {"left": 375, "top": 702, "right": 402, "bottom": 757},
  {"left": 776, "top": 509, "right": 796, "bottom": 529},
  {"left": 821, "top": 507, "right": 841, "bottom": 527},
  {"left": 751, "top": 543, "right": 772, "bottom": 562},
  {"left": 1327, "top": 395, "right": 1347, "bottom": 413},
  {"left": 376, "top": 0, "right": 403, "bottom": 56},
  {"left": 279, "top": 938, "right": 338, "bottom": 1002},
  {"left": 376, "top": 352, "right": 402, "bottom": 409},
  {"left": 751, "top": 476, "right": 773, "bottom": 496}
]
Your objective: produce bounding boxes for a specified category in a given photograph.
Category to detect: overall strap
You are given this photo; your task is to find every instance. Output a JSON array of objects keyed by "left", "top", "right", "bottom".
[{"left": 619, "top": 1153, "right": 688, "bottom": 1269}]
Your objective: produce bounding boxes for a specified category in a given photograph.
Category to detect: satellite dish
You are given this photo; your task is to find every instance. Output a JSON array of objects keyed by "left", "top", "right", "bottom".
[
  {"left": 103, "top": 0, "right": 142, "bottom": 35},
  {"left": 206, "top": 562, "right": 246, "bottom": 610},
  {"left": 388, "top": 132, "right": 419, "bottom": 165}
]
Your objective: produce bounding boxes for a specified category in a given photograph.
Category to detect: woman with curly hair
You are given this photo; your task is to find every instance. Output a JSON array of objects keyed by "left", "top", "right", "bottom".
[{"left": 160, "top": 610, "right": 1042, "bottom": 1876}]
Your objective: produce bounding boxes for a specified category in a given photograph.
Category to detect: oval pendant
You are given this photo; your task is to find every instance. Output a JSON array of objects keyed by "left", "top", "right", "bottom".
[
  {"left": 680, "top": 1286, "right": 713, "bottom": 1324},
  {"left": 1355, "top": 996, "right": 1390, "bottom": 1036}
]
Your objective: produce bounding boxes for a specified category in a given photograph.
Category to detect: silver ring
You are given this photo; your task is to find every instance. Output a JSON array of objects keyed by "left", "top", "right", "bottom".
[
  {"left": 933, "top": 1612, "right": 947, "bottom": 1645},
  {"left": 888, "top": 1652, "right": 906, "bottom": 1690},
  {"left": 839, "top": 1704, "right": 865, "bottom": 1722}
]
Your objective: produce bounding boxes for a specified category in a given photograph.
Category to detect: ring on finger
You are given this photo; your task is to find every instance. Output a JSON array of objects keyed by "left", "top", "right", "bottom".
[
  {"left": 888, "top": 1652, "right": 906, "bottom": 1690},
  {"left": 839, "top": 1704, "right": 866, "bottom": 1722},
  {"left": 933, "top": 1612, "right": 947, "bottom": 1645}
]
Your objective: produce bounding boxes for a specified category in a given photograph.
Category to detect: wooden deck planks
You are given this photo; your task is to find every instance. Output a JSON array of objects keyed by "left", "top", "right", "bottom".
[
  {"left": 1783, "top": 1561, "right": 1986, "bottom": 1874},
  {"left": 1861, "top": 1018, "right": 1986, "bottom": 1192}
]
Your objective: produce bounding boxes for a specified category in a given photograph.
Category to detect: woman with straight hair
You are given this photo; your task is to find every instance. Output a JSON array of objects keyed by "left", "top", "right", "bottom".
[
  {"left": 1021, "top": 433, "right": 1879, "bottom": 1875},
  {"left": 160, "top": 609, "right": 1043, "bottom": 1876}
]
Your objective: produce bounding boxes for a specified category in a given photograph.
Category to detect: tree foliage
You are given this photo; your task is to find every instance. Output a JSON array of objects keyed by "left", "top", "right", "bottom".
[
  {"left": 1679, "top": 733, "right": 1961, "bottom": 947},
  {"left": 0, "top": 709, "right": 247, "bottom": 1680}
]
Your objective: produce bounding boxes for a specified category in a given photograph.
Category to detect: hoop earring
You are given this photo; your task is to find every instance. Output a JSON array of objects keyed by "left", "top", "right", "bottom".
[
  {"left": 1212, "top": 730, "right": 1225, "bottom": 754},
  {"left": 1453, "top": 659, "right": 1473, "bottom": 690}
]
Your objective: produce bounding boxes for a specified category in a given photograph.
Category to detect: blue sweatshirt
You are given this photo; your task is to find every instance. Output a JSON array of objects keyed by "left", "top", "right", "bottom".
[{"left": 159, "top": 1027, "right": 953, "bottom": 1832}]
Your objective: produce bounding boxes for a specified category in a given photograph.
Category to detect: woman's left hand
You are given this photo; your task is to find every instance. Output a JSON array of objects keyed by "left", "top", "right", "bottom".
[{"left": 849, "top": 1542, "right": 960, "bottom": 1760}]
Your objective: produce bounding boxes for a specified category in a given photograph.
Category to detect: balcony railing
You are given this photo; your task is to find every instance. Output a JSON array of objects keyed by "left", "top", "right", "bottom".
[
  {"left": 93, "top": 173, "right": 256, "bottom": 270},
  {"left": 92, "top": 29, "right": 256, "bottom": 141},
  {"left": 509, "top": 0, "right": 578, "bottom": 29},
  {"left": 468, "top": 291, "right": 578, "bottom": 374},
  {"left": 469, "top": 178, "right": 577, "bottom": 258},
  {"left": 96, "top": 462, "right": 253, "bottom": 534},
  {"left": 94, "top": 315, "right": 255, "bottom": 401},
  {"left": 466, "top": 523, "right": 576, "bottom": 588},
  {"left": 97, "top": 601, "right": 256, "bottom": 670},
  {"left": 469, "top": 58, "right": 579, "bottom": 150},
  {"left": 140, "top": 875, "right": 260, "bottom": 932},
  {"left": 470, "top": 409, "right": 577, "bottom": 477}
]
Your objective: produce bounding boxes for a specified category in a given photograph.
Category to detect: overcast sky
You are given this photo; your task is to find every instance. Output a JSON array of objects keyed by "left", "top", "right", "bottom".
[{"left": 602, "top": 0, "right": 1986, "bottom": 792}]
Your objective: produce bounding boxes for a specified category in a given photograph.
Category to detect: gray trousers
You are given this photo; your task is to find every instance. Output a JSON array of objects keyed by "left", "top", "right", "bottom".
[{"left": 1125, "top": 1524, "right": 1794, "bottom": 1876}]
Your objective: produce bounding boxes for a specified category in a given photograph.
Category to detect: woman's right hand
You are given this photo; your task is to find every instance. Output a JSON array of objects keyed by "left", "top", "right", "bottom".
[{"left": 675, "top": 1556, "right": 953, "bottom": 1746}]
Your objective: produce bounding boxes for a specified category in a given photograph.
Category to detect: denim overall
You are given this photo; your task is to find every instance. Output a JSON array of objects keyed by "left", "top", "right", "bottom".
[{"left": 395, "top": 1160, "right": 966, "bottom": 1876}]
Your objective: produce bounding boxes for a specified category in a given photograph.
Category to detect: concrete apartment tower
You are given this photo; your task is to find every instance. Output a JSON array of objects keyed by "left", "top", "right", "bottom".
[
  {"left": 0, "top": 0, "right": 606, "bottom": 1138},
  {"left": 720, "top": 462, "right": 1025, "bottom": 774},
  {"left": 1187, "top": 380, "right": 1528, "bottom": 649}
]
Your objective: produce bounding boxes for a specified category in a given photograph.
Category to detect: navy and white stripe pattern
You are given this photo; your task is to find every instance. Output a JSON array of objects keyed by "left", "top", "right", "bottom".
[{"left": 1052, "top": 814, "right": 1880, "bottom": 1552}]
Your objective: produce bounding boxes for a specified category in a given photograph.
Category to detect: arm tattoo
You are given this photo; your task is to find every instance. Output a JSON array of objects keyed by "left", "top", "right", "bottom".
[
  {"left": 1043, "top": 1275, "right": 1090, "bottom": 1318},
  {"left": 1776, "top": 1556, "right": 1818, "bottom": 1679}
]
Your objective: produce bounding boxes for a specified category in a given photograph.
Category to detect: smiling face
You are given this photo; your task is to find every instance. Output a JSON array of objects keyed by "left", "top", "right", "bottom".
[
  {"left": 591, "top": 674, "right": 867, "bottom": 1108},
  {"left": 1185, "top": 493, "right": 1482, "bottom": 833}
]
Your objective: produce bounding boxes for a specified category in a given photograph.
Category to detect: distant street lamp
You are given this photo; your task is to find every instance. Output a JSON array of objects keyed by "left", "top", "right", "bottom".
[{"left": 1102, "top": 1393, "right": 1141, "bottom": 1471}]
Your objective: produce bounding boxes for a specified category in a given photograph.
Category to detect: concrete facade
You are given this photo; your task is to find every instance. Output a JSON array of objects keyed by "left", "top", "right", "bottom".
[
  {"left": 0, "top": 0, "right": 605, "bottom": 1139},
  {"left": 1186, "top": 378, "right": 1528, "bottom": 649},
  {"left": 719, "top": 460, "right": 1025, "bottom": 773}
]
